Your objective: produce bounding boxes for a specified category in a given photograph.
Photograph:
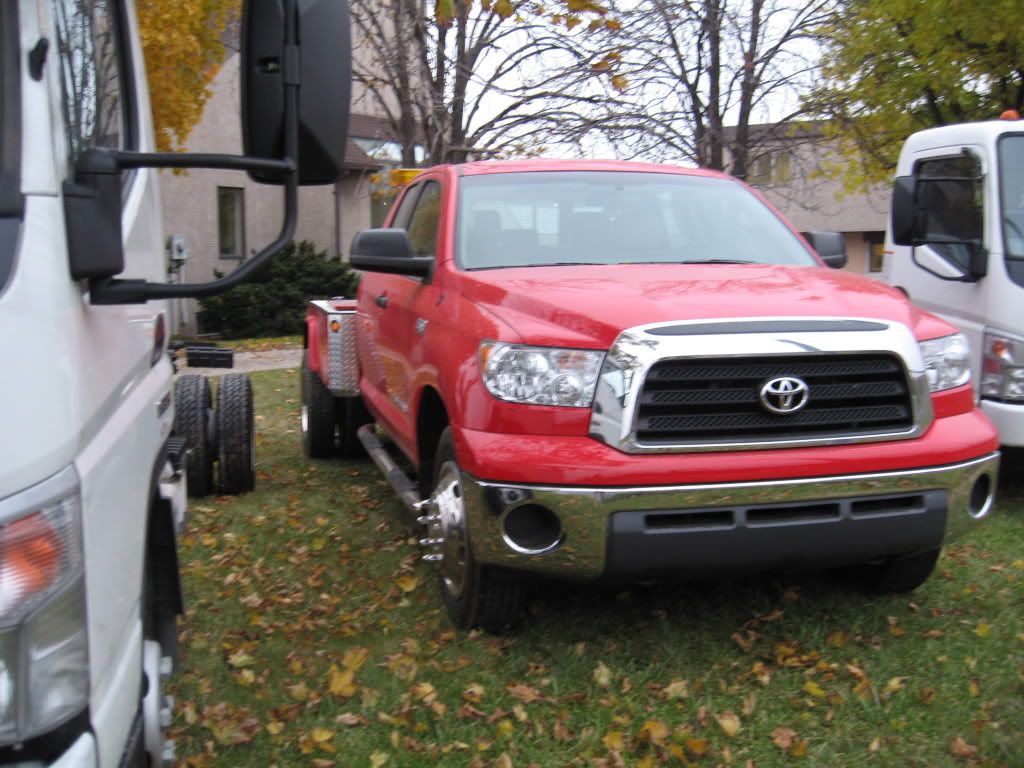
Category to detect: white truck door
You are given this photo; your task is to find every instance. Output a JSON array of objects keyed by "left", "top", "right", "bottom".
[{"left": 885, "top": 146, "right": 991, "bottom": 384}]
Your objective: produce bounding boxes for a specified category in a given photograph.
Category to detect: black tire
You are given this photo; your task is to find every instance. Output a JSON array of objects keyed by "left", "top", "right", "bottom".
[
  {"left": 431, "top": 428, "right": 524, "bottom": 632},
  {"left": 337, "top": 396, "right": 371, "bottom": 458},
  {"left": 173, "top": 375, "right": 213, "bottom": 498},
  {"left": 301, "top": 352, "right": 336, "bottom": 458},
  {"left": 216, "top": 374, "right": 256, "bottom": 494},
  {"left": 856, "top": 548, "right": 941, "bottom": 594}
]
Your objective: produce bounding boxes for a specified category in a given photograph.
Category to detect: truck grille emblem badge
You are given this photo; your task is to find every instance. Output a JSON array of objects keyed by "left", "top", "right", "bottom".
[{"left": 759, "top": 376, "right": 810, "bottom": 414}]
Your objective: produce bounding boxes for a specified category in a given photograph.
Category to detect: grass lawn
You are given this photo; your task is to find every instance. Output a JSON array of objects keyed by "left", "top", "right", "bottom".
[{"left": 170, "top": 368, "right": 1023, "bottom": 768}]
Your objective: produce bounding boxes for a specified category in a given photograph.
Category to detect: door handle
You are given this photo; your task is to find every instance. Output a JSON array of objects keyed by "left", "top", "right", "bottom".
[{"left": 375, "top": 293, "right": 389, "bottom": 308}]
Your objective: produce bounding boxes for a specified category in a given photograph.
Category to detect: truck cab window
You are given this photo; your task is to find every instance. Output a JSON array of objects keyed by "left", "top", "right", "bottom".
[
  {"left": 406, "top": 181, "right": 441, "bottom": 258},
  {"left": 50, "top": 0, "right": 126, "bottom": 168},
  {"left": 914, "top": 153, "right": 983, "bottom": 271}
]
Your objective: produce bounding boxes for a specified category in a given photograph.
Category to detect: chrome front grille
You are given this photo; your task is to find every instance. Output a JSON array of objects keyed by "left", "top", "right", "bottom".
[
  {"left": 635, "top": 354, "right": 914, "bottom": 445},
  {"left": 588, "top": 317, "right": 932, "bottom": 453}
]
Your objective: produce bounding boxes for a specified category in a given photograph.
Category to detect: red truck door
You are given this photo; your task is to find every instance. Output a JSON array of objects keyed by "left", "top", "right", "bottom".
[{"left": 359, "top": 179, "right": 444, "bottom": 457}]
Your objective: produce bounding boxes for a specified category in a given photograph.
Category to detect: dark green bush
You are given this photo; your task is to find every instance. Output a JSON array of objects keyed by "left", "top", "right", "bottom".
[{"left": 197, "top": 241, "right": 359, "bottom": 338}]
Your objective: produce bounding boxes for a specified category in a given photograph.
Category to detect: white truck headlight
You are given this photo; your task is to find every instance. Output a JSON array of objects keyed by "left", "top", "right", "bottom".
[
  {"left": 919, "top": 333, "right": 971, "bottom": 392},
  {"left": 480, "top": 342, "right": 605, "bottom": 407},
  {"left": 0, "top": 469, "right": 88, "bottom": 744},
  {"left": 980, "top": 329, "right": 1024, "bottom": 401}
]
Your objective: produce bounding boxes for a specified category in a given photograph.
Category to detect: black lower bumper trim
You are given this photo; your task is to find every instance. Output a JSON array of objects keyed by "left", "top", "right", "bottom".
[
  {"left": 0, "top": 708, "right": 90, "bottom": 765},
  {"left": 604, "top": 490, "right": 947, "bottom": 581}
]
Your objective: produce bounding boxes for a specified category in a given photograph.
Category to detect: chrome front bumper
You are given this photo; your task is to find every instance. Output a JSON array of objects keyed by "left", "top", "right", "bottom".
[{"left": 462, "top": 452, "right": 1000, "bottom": 581}]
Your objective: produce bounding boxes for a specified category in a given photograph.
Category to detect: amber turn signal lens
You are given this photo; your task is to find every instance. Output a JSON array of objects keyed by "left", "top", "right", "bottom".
[
  {"left": 330, "top": 320, "right": 341, "bottom": 333},
  {"left": 0, "top": 513, "right": 61, "bottom": 602}
]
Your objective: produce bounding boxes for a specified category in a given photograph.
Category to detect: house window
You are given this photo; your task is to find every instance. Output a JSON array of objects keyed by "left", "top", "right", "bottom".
[
  {"left": 217, "top": 187, "right": 245, "bottom": 259},
  {"left": 748, "top": 154, "right": 772, "bottom": 186},
  {"left": 867, "top": 231, "right": 886, "bottom": 272}
]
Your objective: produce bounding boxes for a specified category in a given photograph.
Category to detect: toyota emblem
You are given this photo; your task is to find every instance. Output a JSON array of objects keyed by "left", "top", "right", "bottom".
[{"left": 759, "top": 376, "right": 810, "bottom": 414}]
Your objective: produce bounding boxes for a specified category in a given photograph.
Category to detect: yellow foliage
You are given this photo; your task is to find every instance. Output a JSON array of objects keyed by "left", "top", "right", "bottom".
[{"left": 136, "top": 0, "right": 239, "bottom": 152}]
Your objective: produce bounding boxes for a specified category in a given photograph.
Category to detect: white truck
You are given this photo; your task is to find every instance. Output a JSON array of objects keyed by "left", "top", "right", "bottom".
[
  {"left": 884, "top": 117, "right": 1024, "bottom": 450},
  {"left": 0, "top": 1, "right": 350, "bottom": 766}
]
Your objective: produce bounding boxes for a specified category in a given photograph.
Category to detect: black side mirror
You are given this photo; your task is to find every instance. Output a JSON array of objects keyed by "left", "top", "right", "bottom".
[
  {"left": 65, "top": 149, "right": 124, "bottom": 279},
  {"left": 351, "top": 229, "right": 433, "bottom": 277},
  {"left": 802, "top": 230, "right": 847, "bottom": 269},
  {"left": 890, "top": 176, "right": 916, "bottom": 246},
  {"left": 242, "top": 0, "right": 350, "bottom": 185},
  {"left": 78, "top": 0, "right": 354, "bottom": 304}
]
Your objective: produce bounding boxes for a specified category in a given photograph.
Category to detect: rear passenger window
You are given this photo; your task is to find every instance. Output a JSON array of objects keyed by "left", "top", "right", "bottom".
[
  {"left": 50, "top": 0, "right": 128, "bottom": 168},
  {"left": 406, "top": 182, "right": 441, "bottom": 258}
]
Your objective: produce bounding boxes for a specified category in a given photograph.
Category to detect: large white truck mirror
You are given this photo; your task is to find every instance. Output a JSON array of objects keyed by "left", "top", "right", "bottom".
[{"left": 69, "top": 0, "right": 352, "bottom": 305}]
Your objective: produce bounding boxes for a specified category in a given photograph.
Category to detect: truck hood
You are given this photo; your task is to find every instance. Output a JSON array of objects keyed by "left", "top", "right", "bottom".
[{"left": 457, "top": 263, "right": 952, "bottom": 347}]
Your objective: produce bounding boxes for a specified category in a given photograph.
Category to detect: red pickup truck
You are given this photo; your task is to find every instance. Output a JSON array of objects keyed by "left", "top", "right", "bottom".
[{"left": 303, "top": 160, "right": 1000, "bottom": 631}]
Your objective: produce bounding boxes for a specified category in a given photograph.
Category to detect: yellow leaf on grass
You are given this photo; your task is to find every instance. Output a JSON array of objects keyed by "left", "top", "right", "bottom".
[
  {"left": 593, "top": 662, "right": 612, "bottom": 688},
  {"left": 974, "top": 623, "right": 991, "bottom": 638},
  {"left": 803, "top": 681, "right": 826, "bottom": 698},
  {"left": 395, "top": 575, "right": 419, "bottom": 593},
  {"left": 311, "top": 727, "right": 334, "bottom": 743},
  {"left": 664, "top": 679, "right": 689, "bottom": 699},
  {"left": 636, "top": 756, "right": 656, "bottom": 768},
  {"left": 868, "top": 736, "right": 881, "bottom": 752},
  {"left": 227, "top": 650, "right": 255, "bottom": 668},
  {"left": 968, "top": 678, "right": 981, "bottom": 697},
  {"left": 342, "top": 646, "right": 371, "bottom": 671},
  {"left": 369, "top": 750, "right": 390, "bottom": 768},
  {"left": 494, "top": 753, "right": 514, "bottom": 768},
  {"left": 791, "top": 738, "right": 809, "bottom": 757},
  {"left": 496, "top": 719, "right": 514, "bottom": 739},
  {"left": 715, "top": 711, "right": 742, "bottom": 737},
  {"left": 266, "top": 720, "right": 284, "bottom": 735},
  {"left": 507, "top": 683, "right": 544, "bottom": 703},
  {"left": 638, "top": 719, "right": 670, "bottom": 745},
  {"left": 463, "top": 683, "right": 486, "bottom": 702},
  {"left": 287, "top": 681, "right": 309, "bottom": 701},
  {"left": 1012, "top": 559, "right": 1024, "bottom": 570},
  {"left": 685, "top": 737, "right": 710, "bottom": 756},
  {"left": 601, "top": 730, "right": 625, "bottom": 751},
  {"left": 328, "top": 665, "right": 358, "bottom": 698},
  {"left": 412, "top": 682, "right": 437, "bottom": 703},
  {"left": 826, "top": 629, "right": 847, "bottom": 648},
  {"left": 884, "top": 677, "right": 907, "bottom": 694}
]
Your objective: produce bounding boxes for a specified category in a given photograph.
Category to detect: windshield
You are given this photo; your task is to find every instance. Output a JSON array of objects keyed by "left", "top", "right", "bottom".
[
  {"left": 999, "top": 135, "right": 1024, "bottom": 260},
  {"left": 456, "top": 171, "right": 818, "bottom": 270}
]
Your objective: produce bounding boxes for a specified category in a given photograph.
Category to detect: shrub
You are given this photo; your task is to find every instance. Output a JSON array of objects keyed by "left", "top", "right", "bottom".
[{"left": 197, "top": 240, "right": 359, "bottom": 338}]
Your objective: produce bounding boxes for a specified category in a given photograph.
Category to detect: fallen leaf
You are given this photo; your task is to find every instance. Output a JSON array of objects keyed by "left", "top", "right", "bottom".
[
  {"left": 287, "top": 681, "right": 309, "bottom": 701},
  {"left": 826, "top": 630, "right": 846, "bottom": 648},
  {"left": 336, "top": 713, "right": 366, "bottom": 727},
  {"left": 494, "top": 753, "right": 514, "bottom": 768},
  {"left": 342, "top": 646, "right": 371, "bottom": 671},
  {"left": 919, "top": 687, "right": 937, "bottom": 705},
  {"left": 593, "top": 662, "right": 612, "bottom": 688},
  {"left": 327, "top": 665, "right": 358, "bottom": 698},
  {"left": 638, "top": 719, "right": 670, "bottom": 746},
  {"left": 602, "top": 731, "right": 625, "bottom": 751},
  {"left": 395, "top": 575, "right": 419, "bottom": 593},
  {"left": 974, "top": 623, "right": 991, "bottom": 638},
  {"left": 685, "top": 737, "right": 710, "bottom": 756},
  {"left": 868, "top": 736, "right": 881, "bottom": 753},
  {"left": 803, "top": 681, "right": 826, "bottom": 698},
  {"left": 369, "top": 750, "right": 389, "bottom": 768},
  {"left": 772, "top": 727, "right": 796, "bottom": 751},
  {"left": 265, "top": 720, "right": 284, "bottom": 735},
  {"left": 463, "top": 683, "right": 486, "bottom": 703},
  {"left": 948, "top": 736, "right": 977, "bottom": 758},
  {"left": 507, "top": 683, "right": 544, "bottom": 703},
  {"left": 663, "top": 679, "right": 689, "bottom": 699},
  {"left": 715, "top": 711, "right": 742, "bottom": 737},
  {"left": 884, "top": 677, "right": 908, "bottom": 694}
]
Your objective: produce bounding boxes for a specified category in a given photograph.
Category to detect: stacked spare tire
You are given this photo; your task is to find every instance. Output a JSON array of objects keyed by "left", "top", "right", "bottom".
[{"left": 173, "top": 373, "right": 256, "bottom": 497}]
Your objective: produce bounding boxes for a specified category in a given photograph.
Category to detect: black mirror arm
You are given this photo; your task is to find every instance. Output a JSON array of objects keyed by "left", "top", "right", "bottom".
[{"left": 90, "top": 0, "right": 301, "bottom": 305}]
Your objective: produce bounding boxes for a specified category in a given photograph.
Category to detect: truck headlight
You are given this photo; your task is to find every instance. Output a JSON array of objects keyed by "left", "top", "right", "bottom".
[
  {"left": 0, "top": 469, "right": 88, "bottom": 744},
  {"left": 919, "top": 333, "right": 970, "bottom": 392},
  {"left": 480, "top": 342, "right": 605, "bottom": 407},
  {"left": 980, "top": 329, "right": 1024, "bottom": 401}
]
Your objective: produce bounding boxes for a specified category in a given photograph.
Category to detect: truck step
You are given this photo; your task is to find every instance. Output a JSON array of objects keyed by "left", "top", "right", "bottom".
[
  {"left": 185, "top": 345, "right": 234, "bottom": 368},
  {"left": 356, "top": 424, "right": 422, "bottom": 514}
]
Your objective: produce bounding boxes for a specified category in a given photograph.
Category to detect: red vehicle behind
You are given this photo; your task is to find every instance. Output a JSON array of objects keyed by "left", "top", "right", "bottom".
[{"left": 304, "top": 160, "right": 1000, "bottom": 631}]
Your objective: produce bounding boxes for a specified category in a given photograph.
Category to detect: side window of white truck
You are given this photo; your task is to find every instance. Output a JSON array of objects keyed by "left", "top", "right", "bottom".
[
  {"left": 50, "top": 0, "right": 129, "bottom": 168},
  {"left": 914, "top": 154, "right": 983, "bottom": 272}
]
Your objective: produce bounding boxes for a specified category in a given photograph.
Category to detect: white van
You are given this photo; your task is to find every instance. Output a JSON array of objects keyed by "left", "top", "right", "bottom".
[
  {"left": 0, "top": 1, "right": 350, "bottom": 765},
  {"left": 883, "top": 118, "right": 1024, "bottom": 449}
]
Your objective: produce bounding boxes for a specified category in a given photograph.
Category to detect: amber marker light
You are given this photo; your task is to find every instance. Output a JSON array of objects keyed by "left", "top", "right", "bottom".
[
  {"left": 330, "top": 319, "right": 341, "bottom": 333},
  {"left": 0, "top": 513, "right": 62, "bottom": 607}
]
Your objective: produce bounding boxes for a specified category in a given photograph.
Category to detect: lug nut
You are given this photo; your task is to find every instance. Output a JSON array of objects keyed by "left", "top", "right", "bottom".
[
  {"left": 416, "top": 514, "right": 441, "bottom": 526},
  {"left": 159, "top": 656, "right": 173, "bottom": 679},
  {"left": 160, "top": 706, "right": 172, "bottom": 728},
  {"left": 419, "top": 537, "right": 444, "bottom": 547},
  {"left": 422, "top": 553, "right": 444, "bottom": 562},
  {"left": 162, "top": 740, "right": 176, "bottom": 767},
  {"left": 413, "top": 499, "right": 436, "bottom": 513}
]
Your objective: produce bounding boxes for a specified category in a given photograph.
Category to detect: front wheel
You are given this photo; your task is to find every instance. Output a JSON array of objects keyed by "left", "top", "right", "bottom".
[{"left": 423, "top": 428, "right": 524, "bottom": 632}]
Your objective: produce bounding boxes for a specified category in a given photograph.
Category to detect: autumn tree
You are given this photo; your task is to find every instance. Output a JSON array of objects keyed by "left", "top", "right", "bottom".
[
  {"left": 576, "top": 0, "right": 833, "bottom": 178},
  {"left": 351, "top": 0, "right": 618, "bottom": 165},
  {"left": 807, "top": 0, "right": 1024, "bottom": 189},
  {"left": 136, "top": 0, "right": 239, "bottom": 152}
]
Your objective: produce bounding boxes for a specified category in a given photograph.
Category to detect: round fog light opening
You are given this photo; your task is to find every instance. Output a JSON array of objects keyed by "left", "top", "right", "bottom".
[
  {"left": 968, "top": 474, "right": 993, "bottom": 519},
  {"left": 502, "top": 505, "right": 563, "bottom": 554}
]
